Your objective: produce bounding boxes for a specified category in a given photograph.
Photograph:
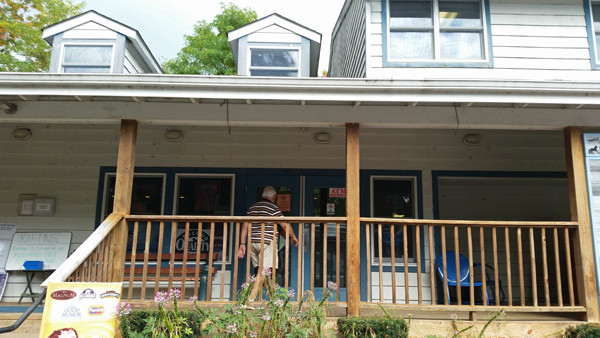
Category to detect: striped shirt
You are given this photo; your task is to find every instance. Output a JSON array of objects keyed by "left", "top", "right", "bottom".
[{"left": 246, "top": 199, "right": 283, "bottom": 244}]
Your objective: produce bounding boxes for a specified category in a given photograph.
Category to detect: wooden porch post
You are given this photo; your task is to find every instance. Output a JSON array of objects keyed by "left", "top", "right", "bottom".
[
  {"left": 564, "top": 126, "right": 600, "bottom": 322},
  {"left": 107, "top": 119, "right": 138, "bottom": 283},
  {"left": 346, "top": 123, "right": 361, "bottom": 316}
]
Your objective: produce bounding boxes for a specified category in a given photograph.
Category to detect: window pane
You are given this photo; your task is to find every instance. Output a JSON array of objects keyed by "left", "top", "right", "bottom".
[
  {"left": 63, "top": 66, "right": 110, "bottom": 73},
  {"left": 177, "top": 177, "right": 233, "bottom": 215},
  {"left": 593, "top": 4, "right": 600, "bottom": 31},
  {"left": 439, "top": 1, "right": 482, "bottom": 28},
  {"left": 372, "top": 179, "right": 415, "bottom": 262},
  {"left": 251, "top": 49, "right": 298, "bottom": 67},
  {"left": 250, "top": 69, "right": 299, "bottom": 77},
  {"left": 390, "top": 31, "right": 433, "bottom": 59},
  {"left": 440, "top": 32, "right": 482, "bottom": 59},
  {"left": 104, "top": 176, "right": 164, "bottom": 216},
  {"left": 64, "top": 46, "right": 112, "bottom": 64},
  {"left": 390, "top": 0, "right": 432, "bottom": 27}
]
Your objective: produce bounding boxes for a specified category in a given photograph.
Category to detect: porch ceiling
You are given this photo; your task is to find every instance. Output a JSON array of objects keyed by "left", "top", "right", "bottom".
[{"left": 2, "top": 73, "right": 600, "bottom": 130}]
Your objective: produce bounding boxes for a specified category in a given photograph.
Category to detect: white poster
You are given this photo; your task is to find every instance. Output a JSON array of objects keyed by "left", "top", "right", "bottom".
[
  {"left": 584, "top": 133, "right": 600, "bottom": 306},
  {"left": 0, "top": 224, "right": 17, "bottom": 272}
]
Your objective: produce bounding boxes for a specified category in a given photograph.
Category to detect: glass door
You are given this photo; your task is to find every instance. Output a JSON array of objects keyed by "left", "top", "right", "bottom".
[{"left": 303, "top": 176, "right": 346, "bottom": 301}]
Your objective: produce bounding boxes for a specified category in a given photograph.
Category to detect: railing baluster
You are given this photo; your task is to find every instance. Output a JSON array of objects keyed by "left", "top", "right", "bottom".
[
  {"left": 323, "top": 222, "right": 328, "bottom": 295},
  {"left": 285, "top": 222, "right": 290, "bottom": 291},
  {"left": 542, "top": 228, "right": 550, "bottom": 307},
  {"left": 220, "top": 222, "right": 228, "bottom": 301},
  {"left": 311, "top": 223, "right": 315, "bottom": 294},
  {"left": 441, "top": 225, "right": 448, "bottom": 305},
  {"left": 233, "top": 222, "right": 240, "bottom": 301},
  {"left": 182, "top": 221, "right": 190, "bottom": 300},
  {"left": 207, "top": 222, "right": 215, "bottom": 302},
  {"left": 91, "top": 249, "right": 98, "bottom": 282},
  {"left": 141, "top": 221, "right": 152, "bottom": 301},
  {"left": 403, "top": 224, "right": 409, "bottom": 304},
  {"left": 260, "top": 222, "right": 265, "bottom": 278},
  {"left": 554, "top": 228, "right": 563, "bottom": 307},
  {"left": 390, "top": 224, "right": 396, "bottom": 304},
  {"left": 530, "top": 228, "right": 537, "bottom": 307},
  {"left": 96, "top": 239, "right": 104, "bottom": 282},
  {"left": 416, "top": 224, "right": 422, "bottom": 305},
  {"left": 85, "top": 254, "right": 92, "bottom": 282},
  {"left": 467, "top": 226, "right": 474, "bottom": 306},
  {"left": 454, "top": 226, "right": 461, "bottom": 306},
  {"left": 518, "top": 228, "right": 525, "bottom": 306},
  {"left": 565, "top": 228, "right": 575, "bottom": 306},
  {"left": 168, "top": 221, "right": 177, "bottom": 291},
  {"left": 366, "top": 222, "right": 371, "bottom": 303},
  {"left": 102, "top": 235, "right": 110, "bottom": 282},
  {"left": 246, "top": 223, "right": 252, "bottom": 280},
  {"left": 378, "top": 223, "right": 383, "bottom": 303},
  {"left": 480, "top": 227, "right": 486, "bottom": 306},
  {"left": 272, "top": 222, "right": 277, "bottom": 286},
  {"left": 429, "top": 225, "right": 435, "bottom": 305},
  {"left": 155, "top": 222, "right": 164, "bottom": 295},
  {"left": 505, "top": 227, "right": 513, "bottom": 306},
  {"left": 128, "top": 221, "right": 139, "bottom": 301},
  {"left": 492, "top": 227, "right": 500, "bottom": 306},
  {"left": 194, "top": 222, "right": 203, "bottom": 299},
  {"left": 297, "top": 223, "right": 303, "bottom": 297},
  {"left": 336, "top": 222, "right": 341, "bottom": 302}
]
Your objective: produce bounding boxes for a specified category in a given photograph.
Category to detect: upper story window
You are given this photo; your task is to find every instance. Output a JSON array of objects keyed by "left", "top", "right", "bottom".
[
  {"left": 249, "top": 48, "right": 299, "bottom": 77},
  {"left": 384, "top": 0, "right": 491, "bottom": 66},
  {"left": 589, "top": 1, "right": 600, "bottom": 64},
  {"left": 62, "top": 45, "right": 114, "bottom": 73}
]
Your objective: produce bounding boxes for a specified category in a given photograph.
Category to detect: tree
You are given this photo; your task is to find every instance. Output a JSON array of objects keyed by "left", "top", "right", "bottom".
[
  {"left": 164, "top": 2, "right": 257, "bottom": 75},
  {"left": 0, "top": 0, "right": 84, "bottom": 72}
]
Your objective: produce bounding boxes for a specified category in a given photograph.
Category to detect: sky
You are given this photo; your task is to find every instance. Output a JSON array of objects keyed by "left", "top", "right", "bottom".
[{"left": 82, "top": 0, "right": 347, "bottom": 72}]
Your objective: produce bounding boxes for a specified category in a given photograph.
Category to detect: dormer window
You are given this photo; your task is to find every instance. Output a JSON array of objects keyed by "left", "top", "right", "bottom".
[
  {"left": 61, "top": 45, "right": 114, "bottom": 73},
  {"left": 249, "top": 48, "right": 299, "bottom": 77}
]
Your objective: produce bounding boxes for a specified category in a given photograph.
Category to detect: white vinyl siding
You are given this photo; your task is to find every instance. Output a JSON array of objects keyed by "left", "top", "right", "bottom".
[
  {"left": 329, "top": 0, "right": 367, "bottom": 77},
  {"left": 364, "top": 0, "right": 594, "bottom": 78}
]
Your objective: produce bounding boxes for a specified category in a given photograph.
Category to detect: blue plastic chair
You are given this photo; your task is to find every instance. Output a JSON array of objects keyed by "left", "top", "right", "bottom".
[{"left": 435, "top": 252, "right": 504, "bottom": 305}]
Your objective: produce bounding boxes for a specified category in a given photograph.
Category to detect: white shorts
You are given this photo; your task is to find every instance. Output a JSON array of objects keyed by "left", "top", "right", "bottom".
[{"left": 250, "top": 242, "right": 278, "bottom": 269}]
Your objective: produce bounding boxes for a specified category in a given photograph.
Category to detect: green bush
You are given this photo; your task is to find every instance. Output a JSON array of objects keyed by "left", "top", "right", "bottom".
[
  {"left": 565, "top": 323, "right": 600, "bottom": 338},
  {"left": 124, "top": 310, "right": 203, "bottom": 338},
  {"left": 337, "top": 316, "right": 408, "bottom": 338}
]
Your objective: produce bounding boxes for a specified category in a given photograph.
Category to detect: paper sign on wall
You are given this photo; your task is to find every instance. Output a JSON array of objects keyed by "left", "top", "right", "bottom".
[
  {"left": 276, "top": 194, "right": 291, "bottom": 212},
  {"left": 40, "top": 282, "right": 122, "bottom": 338},
  {"left": 329, "top": 188, "right": 346, "bottom": 198},
  {"left": 0, "top": 224, "right": 17, "bottom": 272},
  {"left": 327, "top": 203, "right": 335, "bottom": 215}
]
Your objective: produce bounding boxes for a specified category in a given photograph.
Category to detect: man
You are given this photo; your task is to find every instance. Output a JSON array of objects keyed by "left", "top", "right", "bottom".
[{"left": 237, "top": 186, "right": 298, "bottom": 300}]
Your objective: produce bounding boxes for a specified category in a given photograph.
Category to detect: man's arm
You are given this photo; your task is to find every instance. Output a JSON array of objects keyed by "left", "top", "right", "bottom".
[
  {"left": 237, "top": 222, "right": 249, "bottom": 258},
  {"left": 281, "top": 222, "right": 298, "bottom": 247}
]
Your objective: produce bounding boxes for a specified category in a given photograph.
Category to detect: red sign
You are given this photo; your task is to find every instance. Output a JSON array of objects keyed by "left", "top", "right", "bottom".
[{"left": 329, "top": 188, "right": 346, "bottom": 198}]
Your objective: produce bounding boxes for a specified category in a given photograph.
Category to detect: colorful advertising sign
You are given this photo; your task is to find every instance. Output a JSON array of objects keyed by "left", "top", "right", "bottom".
[{"left": 40, "top": 282, "right": 122, "bottom": 338}]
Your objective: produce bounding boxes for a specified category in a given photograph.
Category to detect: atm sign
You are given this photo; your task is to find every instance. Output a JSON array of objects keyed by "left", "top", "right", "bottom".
[{"left": 329, "top": 188, "right": 346, "bottom": 198}]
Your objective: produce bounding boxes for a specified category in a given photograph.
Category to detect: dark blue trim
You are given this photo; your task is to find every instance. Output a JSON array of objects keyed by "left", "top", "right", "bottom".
[
  {"left": 381, "top": 0, "right": 494, "bottom": 68},
  {"left": 430, "top": 170, "right": 567, "bottom": 303},
  {"left": 584, "top": 0, "right": 598, "bottom": 70},
  {"left": 359, "top": 170, "right": 425, "bottom": 301}
]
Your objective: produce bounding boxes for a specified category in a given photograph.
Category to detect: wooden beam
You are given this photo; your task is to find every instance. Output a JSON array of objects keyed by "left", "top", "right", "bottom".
[
  {"left": 346, "top": 123, "right": 360, "bottom": 316},
  {"left": 564, "top": 126, "right": 600, "bottom": 322},
  {"left": 107, "top": 119, "right": 138, "bottom": 283}
]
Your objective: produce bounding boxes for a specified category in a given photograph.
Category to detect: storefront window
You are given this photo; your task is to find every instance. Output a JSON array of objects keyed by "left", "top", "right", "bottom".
[
  {"left": 371, "top": 177, "right": 417, "bottom": 264},
  {"left": 175, "top": 175, "right": 234, "bottom": 263}
]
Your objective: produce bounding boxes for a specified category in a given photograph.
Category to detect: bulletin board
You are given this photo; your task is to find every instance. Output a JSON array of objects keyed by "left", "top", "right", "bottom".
[{"left": 6, "top": 232, "right": 72, "bottom": 271}]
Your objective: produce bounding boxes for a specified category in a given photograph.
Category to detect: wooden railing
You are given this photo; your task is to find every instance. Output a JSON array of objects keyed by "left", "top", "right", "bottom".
[
  {"left": 361, "top": 218, "right": 585, "bottom": 312},
  {"left": 123, "top": 216, "right": 347, "bottom": 303},
  {"left": 41, "top": 213, "right": 124, "bottom": 288}
]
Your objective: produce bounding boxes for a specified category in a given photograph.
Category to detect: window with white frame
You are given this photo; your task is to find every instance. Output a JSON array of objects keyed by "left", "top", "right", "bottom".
[
  {"left": 591, "top": 1, "right": 600, "bottom": 62},
  {"left": 387, "top": 0, "right": 485, "bottom": 61},
  {"left": 370, "top": 177, "right": 418, "bottom": 264},
  {"left": 249, "top": 48, "right": 299, "bottom": 77},
  {"left": 62, "top": 45, "right": 113, "bottom": 73}
]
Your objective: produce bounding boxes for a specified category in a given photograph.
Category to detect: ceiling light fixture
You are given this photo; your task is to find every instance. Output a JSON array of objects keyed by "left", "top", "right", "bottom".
[
  {"left": 462, "top": 134, "right": 481, "bottom": 146},
  {"left": 165, "top": 130, "right": 183, "bottom": 142},
  {"left": 13, "top": 128, "right": 31, "bottom": 140},
  {"left": 313, "top": 132, "right": 331, "bottom": 144}
]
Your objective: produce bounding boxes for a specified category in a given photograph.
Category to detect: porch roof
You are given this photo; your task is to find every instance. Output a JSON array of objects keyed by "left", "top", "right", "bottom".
[{"left": 1, "top": 73, "right": 600, "bottom": 130}]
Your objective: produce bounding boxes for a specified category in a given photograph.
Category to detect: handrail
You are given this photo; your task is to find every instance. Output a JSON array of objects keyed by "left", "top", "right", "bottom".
[
  {"left": 126, "top": 215, "right": 348, "bottom": 223},
  {"left": 0, "top": 289, "right": 46, "bottom": 334},
  {"left": 41, "top": 213, "right": 124, "bottom": 288},
  {"left": 360, "top": 217, "right": 578, "bottom": 229}
]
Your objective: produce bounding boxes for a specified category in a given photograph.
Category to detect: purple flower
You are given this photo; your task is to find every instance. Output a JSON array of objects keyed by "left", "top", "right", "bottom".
[
  {"left": 262, "top": 313, "right": 271, "bottom": 321},
  {"left": 274, "top": 299, "right": 284, "bottom": 307},
  {"left": 451, "top": 313, "right": 458, "bottom": 320},
  {"left": 287, "top": 289, "right": 295, "bottom": 298},
  {"left": 226, "top": 323, "right": 237, "bottom": 334},
  {"left": 327, "top": 281, "right": 338, "bottom": 291},
  {"left": 261, "top": 268, "right": 272, "bottom": 277},
  {"left": 188, "top": 296, "right": 198, "bottom": 304},
  {"left": 249, "top": 331, "right": 257, "bottom": 338},
  {"left": 169, "top": 288, "right": 181, "bottom": 300},
  {"left": 248, "top": 275, "right": 257, "bottom": 283},
  {"left": 154, "top": 291, "right": 169, "bottom": 306},
  {"left": 116, "top": 302, "right": 131, "bottom": 317},
  {"left": 241, "top": 282, "right": 248, "bottom": 289}
]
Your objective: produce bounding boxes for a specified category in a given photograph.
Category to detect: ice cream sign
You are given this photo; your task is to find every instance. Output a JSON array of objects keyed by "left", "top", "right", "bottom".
[{"left": 329, "top": 188, "right": 346, "bottom": 198}]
